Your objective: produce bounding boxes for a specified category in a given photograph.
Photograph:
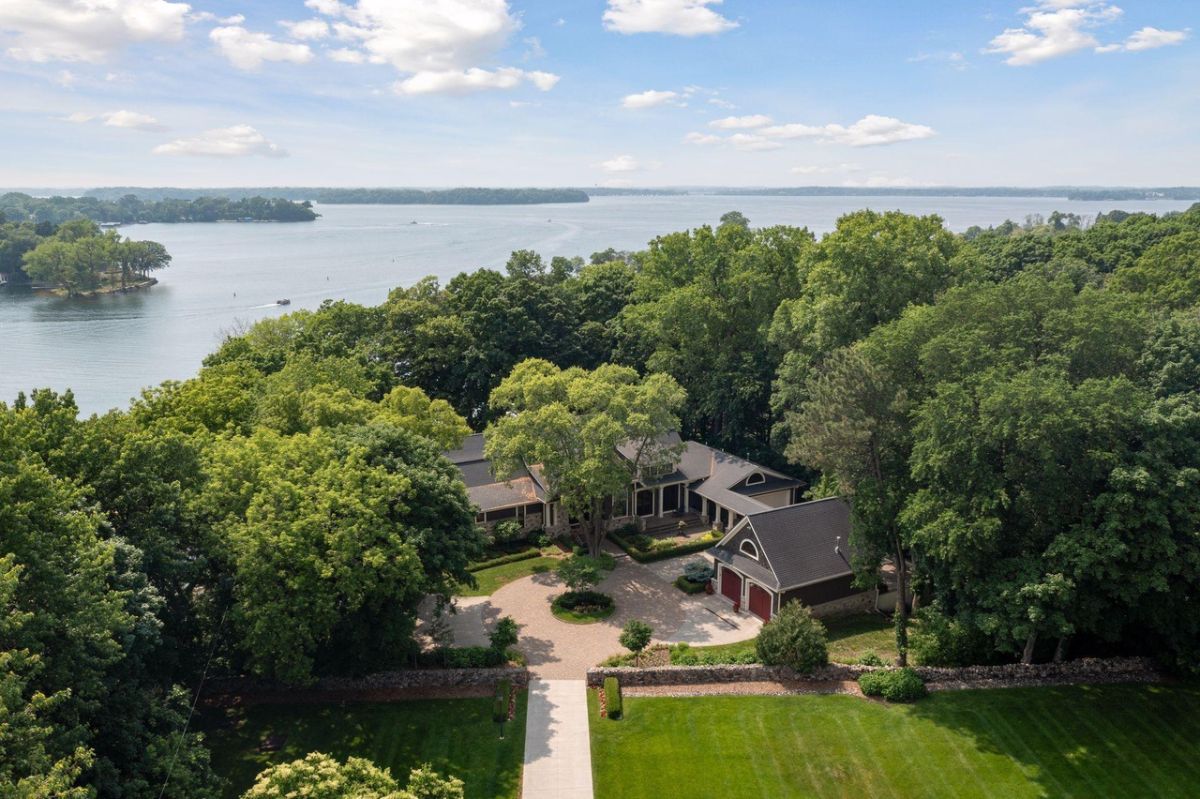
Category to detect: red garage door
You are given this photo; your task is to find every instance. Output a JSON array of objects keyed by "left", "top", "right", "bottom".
[
  {"left": 748, "top": 583, "right": 772, "bottom": 621},
  {"left": 720, "top": 567, "right": 742, "bottom": 605}
]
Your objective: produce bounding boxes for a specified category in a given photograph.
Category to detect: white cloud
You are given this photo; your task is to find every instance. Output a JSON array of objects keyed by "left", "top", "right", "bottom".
[
  {"left": 790, "top": 163, "right": 862, "bottom": 175},
  {"left": 707, "top": 97, "right": 736, "bottom": 109},
  {"left": 522, "top": 35, "right": 545, "bottom": 60},
  {"left": 0, "top": 0, "right": 190, "bottom": 62},
  {"left": 210, "top": 26, "right": 314, "bottom": 70},
  {"left": 301, "top": 0, "right": 559, "bottom": 95},
  {"left": 683, "top": 131, "right": 722, "bottom": 145},
  {"left": 394, "top": 67, "right": 558, "bottom": 95},
  {"left": 61, "top": 108, "right": 165, "bottom": 131},
  {"left": 598, "top": 154, "right": 642, "bottom": 172},
  {"left": 603, "top": 0, "right": 737, "bottom": 36},
  {"left": 709, "top": 114, "right": 771, "bottom": 129},
  {"left": 842, "top": 174, "right": 929, "bottom": 188},
  {"left": 728, "top": 133, "right": 781, "bottom": 151},
  {"left": 281, "top": 19, "right": 331, "bottom": 40},
  {"left": 153, "top": 125, "right": 287, "bottom": 157},
  {"left": 55, "top": 68, "right": 76, "bottom": 87},
  {"left": 328, "top": 47, "right": 365, "bottom": 63},
  {"left": 1114, "top": 25, "right": 1189, "bottom": 52},
  {"left": 986, "top": 2, "right": 1122, "bottom": 65},
  {"left": 190, "top": 12, "right": 245, "bottom": 25},
  {"left": 909, "top": 51, "right": 968, "bottom": 70},
  {"left": 622, "top": 89, "right": 681, "bottom": 109},
  {"left": 761, "top": 115, "right": 935, "bottom": 147}
]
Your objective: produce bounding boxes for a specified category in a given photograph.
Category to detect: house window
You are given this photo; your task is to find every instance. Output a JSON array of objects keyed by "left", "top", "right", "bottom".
[
  {"left": 746, "top": 472, "right": 765, "bottom": 486},
  {"left": 662, "top": 485, "right": 679, "bottom": 512},
  {"left": 612, "top": 493, "right": 629, "bottom": 517},
  {"left": 739, "top": 540, "right": 759, "bottom": 560},
  {"left": 636, "top": 489, "right": 654, "bottom": 516}
]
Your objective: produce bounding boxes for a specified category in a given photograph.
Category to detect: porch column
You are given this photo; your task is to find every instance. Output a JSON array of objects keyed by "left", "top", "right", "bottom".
[{"left": 656, "top": 485, "right": 663, "bottom": 517}]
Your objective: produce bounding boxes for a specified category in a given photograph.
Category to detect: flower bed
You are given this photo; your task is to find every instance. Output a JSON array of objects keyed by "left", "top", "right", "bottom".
[{"left": 610, "top": 529, "right": 722, "bottom": 563}]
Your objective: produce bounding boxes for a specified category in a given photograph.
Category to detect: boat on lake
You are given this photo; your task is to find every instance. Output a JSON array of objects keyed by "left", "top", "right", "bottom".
[{"left": 276, "top": 298, "right": 291, "bottom": 306}]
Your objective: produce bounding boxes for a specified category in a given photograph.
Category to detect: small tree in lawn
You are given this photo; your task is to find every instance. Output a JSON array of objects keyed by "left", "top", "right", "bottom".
[
  {"left": 489, "top": 616, "right": 519, "bottom": 657},
  {"left": 620, "top": 620, "right": 653, "bottom": 666},
  {"left": 756, "top": 601, "right": 828, "bottom": 674},
  {"left": 556, "top": 555, "right": 604, "bottom": 593}
]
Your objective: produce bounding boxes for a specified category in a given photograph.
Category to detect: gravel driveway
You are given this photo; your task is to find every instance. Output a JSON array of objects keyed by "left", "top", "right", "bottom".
[{"left": 443, "top": 555, "right": 760, "bottom": 678}]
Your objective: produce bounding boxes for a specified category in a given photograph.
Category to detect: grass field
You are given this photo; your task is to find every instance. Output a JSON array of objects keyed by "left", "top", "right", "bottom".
[
  {"left": 456, "top": 556, "right": 558, "bottom": 597},
  {"left": 824, "top": 613, "right": 900, "bottom": 663},
  {"left": 588, "top": 684, "right": 1200, "bottom": 798},
  {"left": 201, "top": 696, "right": 526, "bottom": 799}
]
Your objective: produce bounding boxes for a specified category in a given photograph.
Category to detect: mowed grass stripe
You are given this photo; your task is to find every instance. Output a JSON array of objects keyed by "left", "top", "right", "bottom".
[{"left": 589, "top": 685, "right": 1200, "bottom": 799}]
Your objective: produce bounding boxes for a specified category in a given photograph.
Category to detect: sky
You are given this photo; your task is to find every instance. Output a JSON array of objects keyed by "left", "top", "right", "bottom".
[{"left": 0, "top": 0, "right": 1196, "bottom": 188}]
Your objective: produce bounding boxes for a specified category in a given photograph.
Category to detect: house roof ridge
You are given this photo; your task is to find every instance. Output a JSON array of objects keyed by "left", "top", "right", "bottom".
[{"left": 747, "top": 495, "right": 844, "bottom": 520}]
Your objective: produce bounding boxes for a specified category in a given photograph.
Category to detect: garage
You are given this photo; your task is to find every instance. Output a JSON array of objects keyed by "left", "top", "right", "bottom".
[
  {"left": 720, "top": 566, "right": 742, "bottom": 605},
  {"left": 748, "top": 583, "right": 772, "bottom": 621}
]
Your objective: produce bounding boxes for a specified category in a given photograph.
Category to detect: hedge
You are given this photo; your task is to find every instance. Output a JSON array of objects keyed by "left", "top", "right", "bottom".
[
  {"left": 604, "top": 677, "right": 622, "bottom": 719},
  {"left": 552, "top": 591, "right": 615, "bottom": 612},
  {"left": 858, "top": 667, "right": 927, "bottom": 702},
  {"left": 417, "top": 646, "right": 505, "bottom": 669},
  {"left": 493, "top": 679, "right": 511, "bottom": 723},
  {"left": 674, "top": 575, "right": 708, "bottom": 594},
  {"left": 467, "top": 547, "right": 541, "bottom": 572},
  {"left": 609, "top": 531, "right": 721, "bottom": 563}
]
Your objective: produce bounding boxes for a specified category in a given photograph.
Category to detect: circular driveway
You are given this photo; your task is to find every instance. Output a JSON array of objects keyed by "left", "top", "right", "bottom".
[{"left": 446, "top": 555, "right": 761, "bottom": 678}]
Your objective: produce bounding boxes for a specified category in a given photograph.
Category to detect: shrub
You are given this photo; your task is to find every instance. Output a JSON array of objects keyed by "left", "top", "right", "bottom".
[
  {"left": 674, "top": 575, "right": 707, "bottom": 594},
  {"left": 493, "top": 679, "right": 511, "bottom": 723},
  {"left": 572, "top": 544, "right": 586, "bottom": 557},
  {"left": 489, "top": 616, "right": 519, "bottom": 653},
  {"left": 604, "top": 677, "right": 622, "bottom": 719},
  {"left": 619, "top": 619, "right": 653, "bottom": 665},
  {"left": 552, "top": 590, "right": 614, "bottom": 614},
  {"left": 535, "top": 533, "right": 552, "bottom": 548},
  {"left": 858, "top": 667, "right": 927, "bottom": 702},
  {"left": 492, "top": 519, "right": 524, "bottom": 544},
  {"left": 755, "top": 601, "right": 828, "bottom": 674},
  {"left": 910, "top": 605, "right": 994, "bottom": 667},
  {"left": 467, "top": 547, "right": 540, "bottom": 572},
  {"left": 858, "top": 652, "right": 886, "bottom": 667},
  {"left": 418, "top": 646, "right": 504, "bottom": 669},
  {"left": 682, "top": 561, "right": 715, "bottom": 583}
]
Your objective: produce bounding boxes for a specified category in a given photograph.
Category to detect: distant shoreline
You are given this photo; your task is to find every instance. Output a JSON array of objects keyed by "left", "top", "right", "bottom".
[{"left": 6, "top": 186, "right": 1196, "bottom": 205}]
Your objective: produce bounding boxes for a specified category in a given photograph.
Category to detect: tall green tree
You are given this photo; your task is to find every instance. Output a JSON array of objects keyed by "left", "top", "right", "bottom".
[{"left": 485, "top": 360, "right": 685, "bottom": 555}]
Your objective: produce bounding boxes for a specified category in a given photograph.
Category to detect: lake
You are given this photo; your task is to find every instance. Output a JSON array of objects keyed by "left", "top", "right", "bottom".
[{"left": 1, "top": 194, "right": 1192, "bottom": 415}]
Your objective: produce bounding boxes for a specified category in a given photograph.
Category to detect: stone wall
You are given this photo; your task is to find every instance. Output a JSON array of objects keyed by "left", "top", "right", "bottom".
[
  {"left": 587, "top": 657, "right": 1160, "bottom": 691},
  {"left": 809, "top": 591, "right": 876, "bottom": 619},
  {"left": 208, "top": 666, "right": 528, "bottom": 702}
]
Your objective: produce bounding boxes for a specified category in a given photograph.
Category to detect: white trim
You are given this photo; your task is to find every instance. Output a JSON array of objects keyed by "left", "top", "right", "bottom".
[
  {"left": 738, "top": 539, "right": 760, "bottom": 560},
  {"left": 744, "top": 580, "right": 774, "bottom": 621},
  {"left": 777, "top": 570, "right": 855, "bottom": 592},
  {"left": 745, "top": 471, "right": 766, "bottom": 486}
]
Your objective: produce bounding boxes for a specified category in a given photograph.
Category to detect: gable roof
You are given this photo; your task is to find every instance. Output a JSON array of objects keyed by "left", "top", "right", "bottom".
[
  {"left": 446, "top": 433, "right": 545, "bottom": 511},
  {"left": 710, "top": 497, "right": 853, "bottom": 590}
]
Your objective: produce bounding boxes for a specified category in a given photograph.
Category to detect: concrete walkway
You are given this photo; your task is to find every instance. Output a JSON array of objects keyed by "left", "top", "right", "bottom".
[{"left": 522, "top": 679, "right": 593, "bottom": 799}]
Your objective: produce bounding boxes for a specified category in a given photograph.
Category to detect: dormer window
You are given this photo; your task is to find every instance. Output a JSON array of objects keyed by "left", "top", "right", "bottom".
[
  {"left": 746, "top": 472, "right": 765, "bottom": 487},
  {"left": 739, "top": 540, "right": 759, "bottom": 560}
]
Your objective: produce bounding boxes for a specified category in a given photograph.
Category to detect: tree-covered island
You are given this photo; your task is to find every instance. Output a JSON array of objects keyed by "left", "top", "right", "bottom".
[{"left": 0, "top": 192, "right": 318, "bottom": 225}]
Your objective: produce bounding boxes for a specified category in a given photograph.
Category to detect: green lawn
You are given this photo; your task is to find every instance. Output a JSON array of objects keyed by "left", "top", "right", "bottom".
[
  {"left": 456, "top": 556, "right": 558, "bottom": 597},
  {"left": 824, "top": 612, "right": 900, "bottom": 664},
  {"left": 589, "top": 684, "right": 1200, "bottom": 798},
  {"left": 200, "top": 696, "right": 526, "bottom": 799}
]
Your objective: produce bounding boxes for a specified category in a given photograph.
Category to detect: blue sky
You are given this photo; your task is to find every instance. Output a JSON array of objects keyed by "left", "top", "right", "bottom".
[{"left": 0, "top": 0, "right": 1195, "bottom": 187}]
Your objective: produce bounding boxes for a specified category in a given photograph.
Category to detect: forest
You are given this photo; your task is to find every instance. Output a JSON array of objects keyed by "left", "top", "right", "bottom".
[
  {"left": 3, "top": 203, "right": 1200, "bottom": 796},
  {"left": 0, "top": 216, "right": 170, "bottom": 294},
  {"left": 80, "top": 187, "right": 590, "bottom": 205},
  {"left": 0, "top": 193, "right": 319, "bottom": 225}
]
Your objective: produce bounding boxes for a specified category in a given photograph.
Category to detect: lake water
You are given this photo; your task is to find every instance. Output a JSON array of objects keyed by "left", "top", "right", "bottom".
[{"left": 1, "top": 194, "right": 1193, "bottom": 415}]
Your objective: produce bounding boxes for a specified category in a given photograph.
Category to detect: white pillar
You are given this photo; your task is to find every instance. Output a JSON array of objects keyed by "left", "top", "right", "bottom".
[{"left": 656, "top": 485, "right": 663, "bottom": 517}]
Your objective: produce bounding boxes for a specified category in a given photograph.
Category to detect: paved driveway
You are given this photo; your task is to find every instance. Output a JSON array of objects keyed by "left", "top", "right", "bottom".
[{"left": 442, "top": 554, "right": 760, "bottom": 678}]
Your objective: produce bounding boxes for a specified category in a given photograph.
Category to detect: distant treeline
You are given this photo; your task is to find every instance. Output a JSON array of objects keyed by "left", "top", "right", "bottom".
[
  {"left": 81, "top": 186, "right": 590, "bottom": 205},
  {"left": 0, "top": 192, "right": 318, "bottom": 224},
  {"left": 711, "top": 186, "right": 1200, "bottom": 201}
]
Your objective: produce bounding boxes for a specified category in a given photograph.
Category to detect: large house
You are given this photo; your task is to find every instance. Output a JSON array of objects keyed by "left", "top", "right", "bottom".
[
  {"left": 447, "top": 431, "right": 805, "bottom": 534},
  {"left": 447, "top": 432, "right": 872, "bottom": 620}
]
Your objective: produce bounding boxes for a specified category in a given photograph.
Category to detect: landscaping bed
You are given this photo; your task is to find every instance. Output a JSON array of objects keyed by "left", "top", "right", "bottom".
[
  {"left": 588, "top": 684, "right": 1200, "bottom": 798},
  {"left": 552, "top": 590, "right": 615, "bottom": 624},
  {"left": 609, "top": 528, "right": 722, "bottom": 563},
  {"left": 201, "top": 695, "right": 527, "bottom": 799}
]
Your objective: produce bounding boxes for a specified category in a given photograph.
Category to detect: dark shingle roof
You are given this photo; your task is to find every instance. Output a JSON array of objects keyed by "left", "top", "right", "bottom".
[{"left": 710, "top": 497, "right": 853, "bottom": 590}]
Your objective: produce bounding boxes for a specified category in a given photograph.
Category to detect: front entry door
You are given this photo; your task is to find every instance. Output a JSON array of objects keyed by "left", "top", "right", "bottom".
[
  {"left": 721, "top": 567, "right": 742, "bottom": 605},
  {"left": 748, "top": 583, "right": 772, "bottom": 621}
]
